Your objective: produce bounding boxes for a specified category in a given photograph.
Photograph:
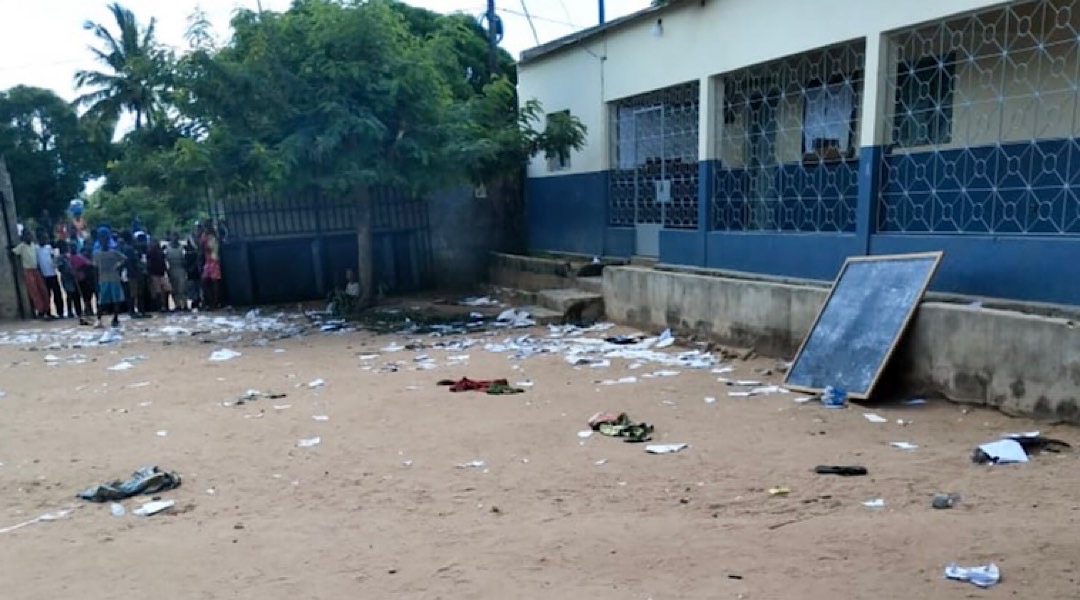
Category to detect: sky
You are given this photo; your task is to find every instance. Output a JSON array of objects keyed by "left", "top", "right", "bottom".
[{"left": 0, "top": 0, "right": 652, "bottom": 101}]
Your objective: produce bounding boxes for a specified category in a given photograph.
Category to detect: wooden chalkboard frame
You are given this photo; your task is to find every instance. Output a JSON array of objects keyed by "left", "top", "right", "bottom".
[{"left": 784, "top": 251, "right": 944, "bottom": 400}]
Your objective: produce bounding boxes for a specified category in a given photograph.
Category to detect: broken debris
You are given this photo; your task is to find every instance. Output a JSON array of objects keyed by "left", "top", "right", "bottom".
[{"left": 77, "top": 466, "right": 181, "bottom": 502}]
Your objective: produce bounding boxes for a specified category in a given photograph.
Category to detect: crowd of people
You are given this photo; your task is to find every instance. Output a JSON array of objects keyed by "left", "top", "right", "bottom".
[{"left": 9, "top": 217, "right": 225, "bottom": 328}]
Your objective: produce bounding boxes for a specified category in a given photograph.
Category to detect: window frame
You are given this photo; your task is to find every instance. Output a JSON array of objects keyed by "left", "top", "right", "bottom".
[{"left": 893, "top": 53, "right": 956, "bottom": 148}]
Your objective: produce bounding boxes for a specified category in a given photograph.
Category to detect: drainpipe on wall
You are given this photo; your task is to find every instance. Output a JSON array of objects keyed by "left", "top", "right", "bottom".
[{"left": 599, "top": 0, "right": 605, "bottom": 24}]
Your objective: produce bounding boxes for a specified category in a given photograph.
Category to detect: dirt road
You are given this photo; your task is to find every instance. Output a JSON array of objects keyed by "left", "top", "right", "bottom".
[{"left": 0, "top": 310, "right": 1077, "bottom": 599}]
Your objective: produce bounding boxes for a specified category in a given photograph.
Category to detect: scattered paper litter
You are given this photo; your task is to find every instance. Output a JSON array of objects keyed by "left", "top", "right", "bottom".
[
  {"left": 515, "top": 380, "right": 534, "bottom": 388},
  {"left": 127, "top": 382, "right": 151, "bottom": 388},
  {"left": 793, "top": 396, "right": 816, "bottom": 404},
  {"left": 600, "top": 376, "right": 637, "bottom": 386},
  {"left": 577, "top": 430, "right": 594, "bottom": 439},
  {"left": 44, "top": 354, "right": 61, "bottom": 363},
  {"left": 977, "top": 439, "right": 1028, "bottom": 464},
  {"left": 643, "top": 370, "right": 680, "bottom": 378},
  {"left": 890, "top": 442, "right": 919, "bottom": 450},
  {"left": 712, "top": 366, "right": 734, "bottom": 374},
  {"left": 297, "top": 437, "right": 321, "bottom": 448},
  {"left": 0, "top": 508, "right": 74, "bottom": 534},
  {"left": 594, "top": 459, "right": 608, "bottom": 465},
  {"left": 905, "top": 397, "right": 928, "bottom": 405},
  {"left": 1003, "top": 430, "right": 1040, "bottom": 439},
  {"left": 863, "top": 413, "right": 888, "bottom": 423},
  {"left": 655, "top": 329, "right": 675, "bottom": 349},
  {"left": 460, "top": 296, "right": 498, "bottom": 306},
  {"left": 728, "top": 391, "right": 757, "bottom": 398},
  {"left": 273, "top": 404, "right": 292, "bottom": 410},
  {"left": 132, "top": 500, "right": 175, "bottom": 517},
  {"left": 312, "top": 415, "right": 330, "bottom": 421},
  {"left": 727, "top": 380, "right": 763, "bottom": 387},
  {"left": 209, "top": 349, "right": 242, "bottom": 362},
  {"left": 750, "top": 385, "right": 788, "bottom": 395},
  {"left": 862, "top": 499, "right": 886, "bottom": 508},
  {"left": 306, "top": 378, "right": 326, "bottom": 388},
  {"left": 107, "top": 361, "right": 135, "bottom": 371},
  {"left": 944, "top": 563, "right": 1000, "bottom": 588},
  {"left": 704, "top": 396, "right": 717, "bottom": 404},
  {"left": 357, "top": 354, "right": 379, "bottom": 361},
  {"left": 156, "top": 430, "right": 168, "bottom": 437},
  {"left": 645, "top": 443, "right": 688, "bottom": 454},
  {"left": 380, "top": 344, "right": 404, "bottom": 353},
  {"left": 456, "top": 460, "right": 487, "bottom": 469}
]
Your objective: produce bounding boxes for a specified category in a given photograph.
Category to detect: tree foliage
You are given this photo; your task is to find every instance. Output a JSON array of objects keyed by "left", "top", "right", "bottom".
[
  {"left": 74, "top": 2, "right": 170, "bottom": 134},
  {"left": 5, "top": 0, "right": 588, "bottom": 305},
  {"left": 0, "top": 86, "right": 108, "bottom": 219}
]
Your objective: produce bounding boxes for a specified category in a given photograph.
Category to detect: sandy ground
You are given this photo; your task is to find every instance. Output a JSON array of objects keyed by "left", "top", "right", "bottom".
[{"left": 0, "top": 307, "right": 1079, "bottom": 600}]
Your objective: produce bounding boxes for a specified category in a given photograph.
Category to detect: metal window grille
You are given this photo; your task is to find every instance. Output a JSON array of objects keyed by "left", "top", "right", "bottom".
[
  {"left": 879, "top": 0, "right": 1080, "bottom": 234},
  {"left": 608, "top": 81, "right": 700, "bottom": 229},
  {"left": 712, "top": 41, "right": 865, "bottom": 233}
]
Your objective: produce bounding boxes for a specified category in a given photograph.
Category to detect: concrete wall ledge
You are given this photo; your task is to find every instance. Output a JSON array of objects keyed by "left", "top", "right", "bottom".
[
  {"left": 490, "top": 252, "right": 627, "bottom": 292},
  {"left": 604, "top": 265, "right": 1080, "bottom": 424}
]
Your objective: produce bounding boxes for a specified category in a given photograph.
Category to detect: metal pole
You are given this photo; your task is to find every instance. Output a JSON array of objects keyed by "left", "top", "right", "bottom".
[
  {"left": 599, "top": 0, "right": 605, "bottom": 25},
  {"left": 486, "top": 0, "right": 497, "bottom": 73}
]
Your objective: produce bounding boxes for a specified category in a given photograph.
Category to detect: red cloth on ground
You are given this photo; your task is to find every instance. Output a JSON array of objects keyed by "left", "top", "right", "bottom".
[{"left": 440, "top": 377, "right": 508, "bottom": 392}]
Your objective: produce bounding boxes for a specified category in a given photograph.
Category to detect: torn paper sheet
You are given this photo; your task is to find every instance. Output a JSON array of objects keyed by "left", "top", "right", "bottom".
[
  {"left": 863, "top": 413, "right": 888, "bottom": 423},
  {"left": 209, "top": 349, "right": 242, "bottom": 362},
  {"left": 645, "top": 443, "right": 688, "bottom": 454},
  {"left": 944, "top": 563, "right": 1000, "bottom": 588},
  {"left": 976, "top": 439, "right": 1029, "bottom": 464}
]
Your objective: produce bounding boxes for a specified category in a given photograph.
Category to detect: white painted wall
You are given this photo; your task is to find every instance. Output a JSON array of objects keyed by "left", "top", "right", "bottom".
[{"left": 519, "top": 0, "right": 1034, "bottom": 176}]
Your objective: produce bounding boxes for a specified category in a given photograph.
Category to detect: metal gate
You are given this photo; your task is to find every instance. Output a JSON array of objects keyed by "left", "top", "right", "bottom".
[{"left": 609, "top": 82, "right": 700, "bottom": 257}]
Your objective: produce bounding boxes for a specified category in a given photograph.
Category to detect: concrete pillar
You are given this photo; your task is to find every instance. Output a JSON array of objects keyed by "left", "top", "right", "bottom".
[
  {"left": 697, "top": 76, "right": 719, "bottom": 266},
  {"left": 855, "top": 32, "right": 894, "bottom": 255},
  {"left": 0, "top": 158, "right": 27, "bottom": 320}
]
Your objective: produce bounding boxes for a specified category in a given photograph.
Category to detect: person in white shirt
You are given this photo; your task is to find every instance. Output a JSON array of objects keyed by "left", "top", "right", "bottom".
[{"left": 36, "top": 232, "right": 64, "bottom": 318}]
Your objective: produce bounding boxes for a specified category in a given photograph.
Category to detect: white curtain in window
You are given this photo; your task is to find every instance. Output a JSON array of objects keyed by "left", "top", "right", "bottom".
[{"left": 803, "top": 82, "right": 854, "bottom": 153}]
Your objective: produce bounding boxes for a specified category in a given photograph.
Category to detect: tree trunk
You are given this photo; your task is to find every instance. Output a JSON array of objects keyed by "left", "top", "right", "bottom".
[{"left": 354, "top": 186, "right": 375, "bottom": 309}]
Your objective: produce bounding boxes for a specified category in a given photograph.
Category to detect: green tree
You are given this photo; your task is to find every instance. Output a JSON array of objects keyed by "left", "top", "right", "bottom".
[
  {"left": 89, "top": 0, "right": 586, "bottom": 307},
  {"left": 74, "top": 2, "right": 169, "bottom": 134},
  {"left": 0, "top": 86, "right": 106, "bottom": 220}
]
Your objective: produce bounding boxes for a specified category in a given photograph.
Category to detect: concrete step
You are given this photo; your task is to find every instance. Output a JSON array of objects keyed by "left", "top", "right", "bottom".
[
  {"left": 575, "top": 276, "right": 603, "bottom": 295},
  {"left": 630, "top": 255, "right": 659, "bottom": 268},
  {"left": 517, "top": 305, "right": 563, "bottom": 325},
  {"left": 537, "top": 288, "right": 603, "bottom": 313}
]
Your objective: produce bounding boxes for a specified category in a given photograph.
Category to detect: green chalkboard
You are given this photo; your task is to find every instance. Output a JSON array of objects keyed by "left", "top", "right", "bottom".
[{"left": 784, "top": 252, "right": 943, "bottom": 400}]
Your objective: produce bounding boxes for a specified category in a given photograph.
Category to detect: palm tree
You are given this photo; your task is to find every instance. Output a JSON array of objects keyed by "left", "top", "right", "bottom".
[{"left": 74, "top": 3, "right": 165, "bottom": 135}]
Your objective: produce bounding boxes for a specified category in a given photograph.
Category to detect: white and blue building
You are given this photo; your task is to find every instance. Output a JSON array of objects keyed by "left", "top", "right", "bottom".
[{"left": 518, "top": 0, "right": 1080, "bottom": 304}]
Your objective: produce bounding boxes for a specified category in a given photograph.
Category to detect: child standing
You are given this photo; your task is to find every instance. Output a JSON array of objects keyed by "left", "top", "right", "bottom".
[
  {"left": 93, "top": 231, "right": 126, "bottom": 328},
  {"left": 70, "top": 245, "right": 93, "bottom": 325},
  {"left": 56, "top": 241, "right": 84, "bottom": 322},
  {"left": 165, "top": 232, "right": 188, "bottom": 311}
]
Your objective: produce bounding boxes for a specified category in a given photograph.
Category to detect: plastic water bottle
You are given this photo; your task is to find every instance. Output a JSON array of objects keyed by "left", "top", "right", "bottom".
[
  {"left": 822, "top": 386, "right": 847, "bottom": 408},
  {"left": 110, "top": 503, "right": 125, "bottom": 517}
]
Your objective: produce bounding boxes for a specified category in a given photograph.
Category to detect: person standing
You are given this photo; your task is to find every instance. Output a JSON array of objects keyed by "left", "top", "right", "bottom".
[
  {"left": 36, "top": 232, "right": 64, "bottom": 319},
  {"left": 146, "top": 236, "right": 172, "bottom": 313},
  {"left": 93, "top": 230, "right": 126, "bottom": 328},
  {"left": 10, "top": 229, "right": 50, "bottom": 319},
  {"left": 70, "top": 244, "right": 93, "bottom": 325},
  {"left": 56, "top": 241, "right": 83, "bottom": 321},
  {"left": 183, "top": 241, "right": 202, "bottom": 310},
  {"left": 78, "top": 246, "right": 97, "bottom": 318},
  {"left": 201, "top": 222, "right": 223, "bottom": 310},
  {"left": 165, "top": 231, "right": 188, "bottom": 311}
]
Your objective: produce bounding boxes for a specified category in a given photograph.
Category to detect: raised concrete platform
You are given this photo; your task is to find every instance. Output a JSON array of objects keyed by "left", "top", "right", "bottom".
[
  {"left": 604, "top": 265, "right": 1080, "bottom": 424},
  {"left": 576, "top": 276, "right": 603, "bottom": 295},
  {"left": 489, "top": 252, "right": 625, "bottom": 293}
]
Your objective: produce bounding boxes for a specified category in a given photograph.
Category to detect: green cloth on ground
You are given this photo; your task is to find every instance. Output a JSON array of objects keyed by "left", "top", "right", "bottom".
[{"left": 589, "top": 412, "right": 653, "bottom": 443}]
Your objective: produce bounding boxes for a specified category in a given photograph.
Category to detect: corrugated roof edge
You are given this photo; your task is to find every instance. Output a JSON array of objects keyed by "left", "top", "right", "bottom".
[{"left": 518, "top": 0, "right": 695, "bottom": 66}]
